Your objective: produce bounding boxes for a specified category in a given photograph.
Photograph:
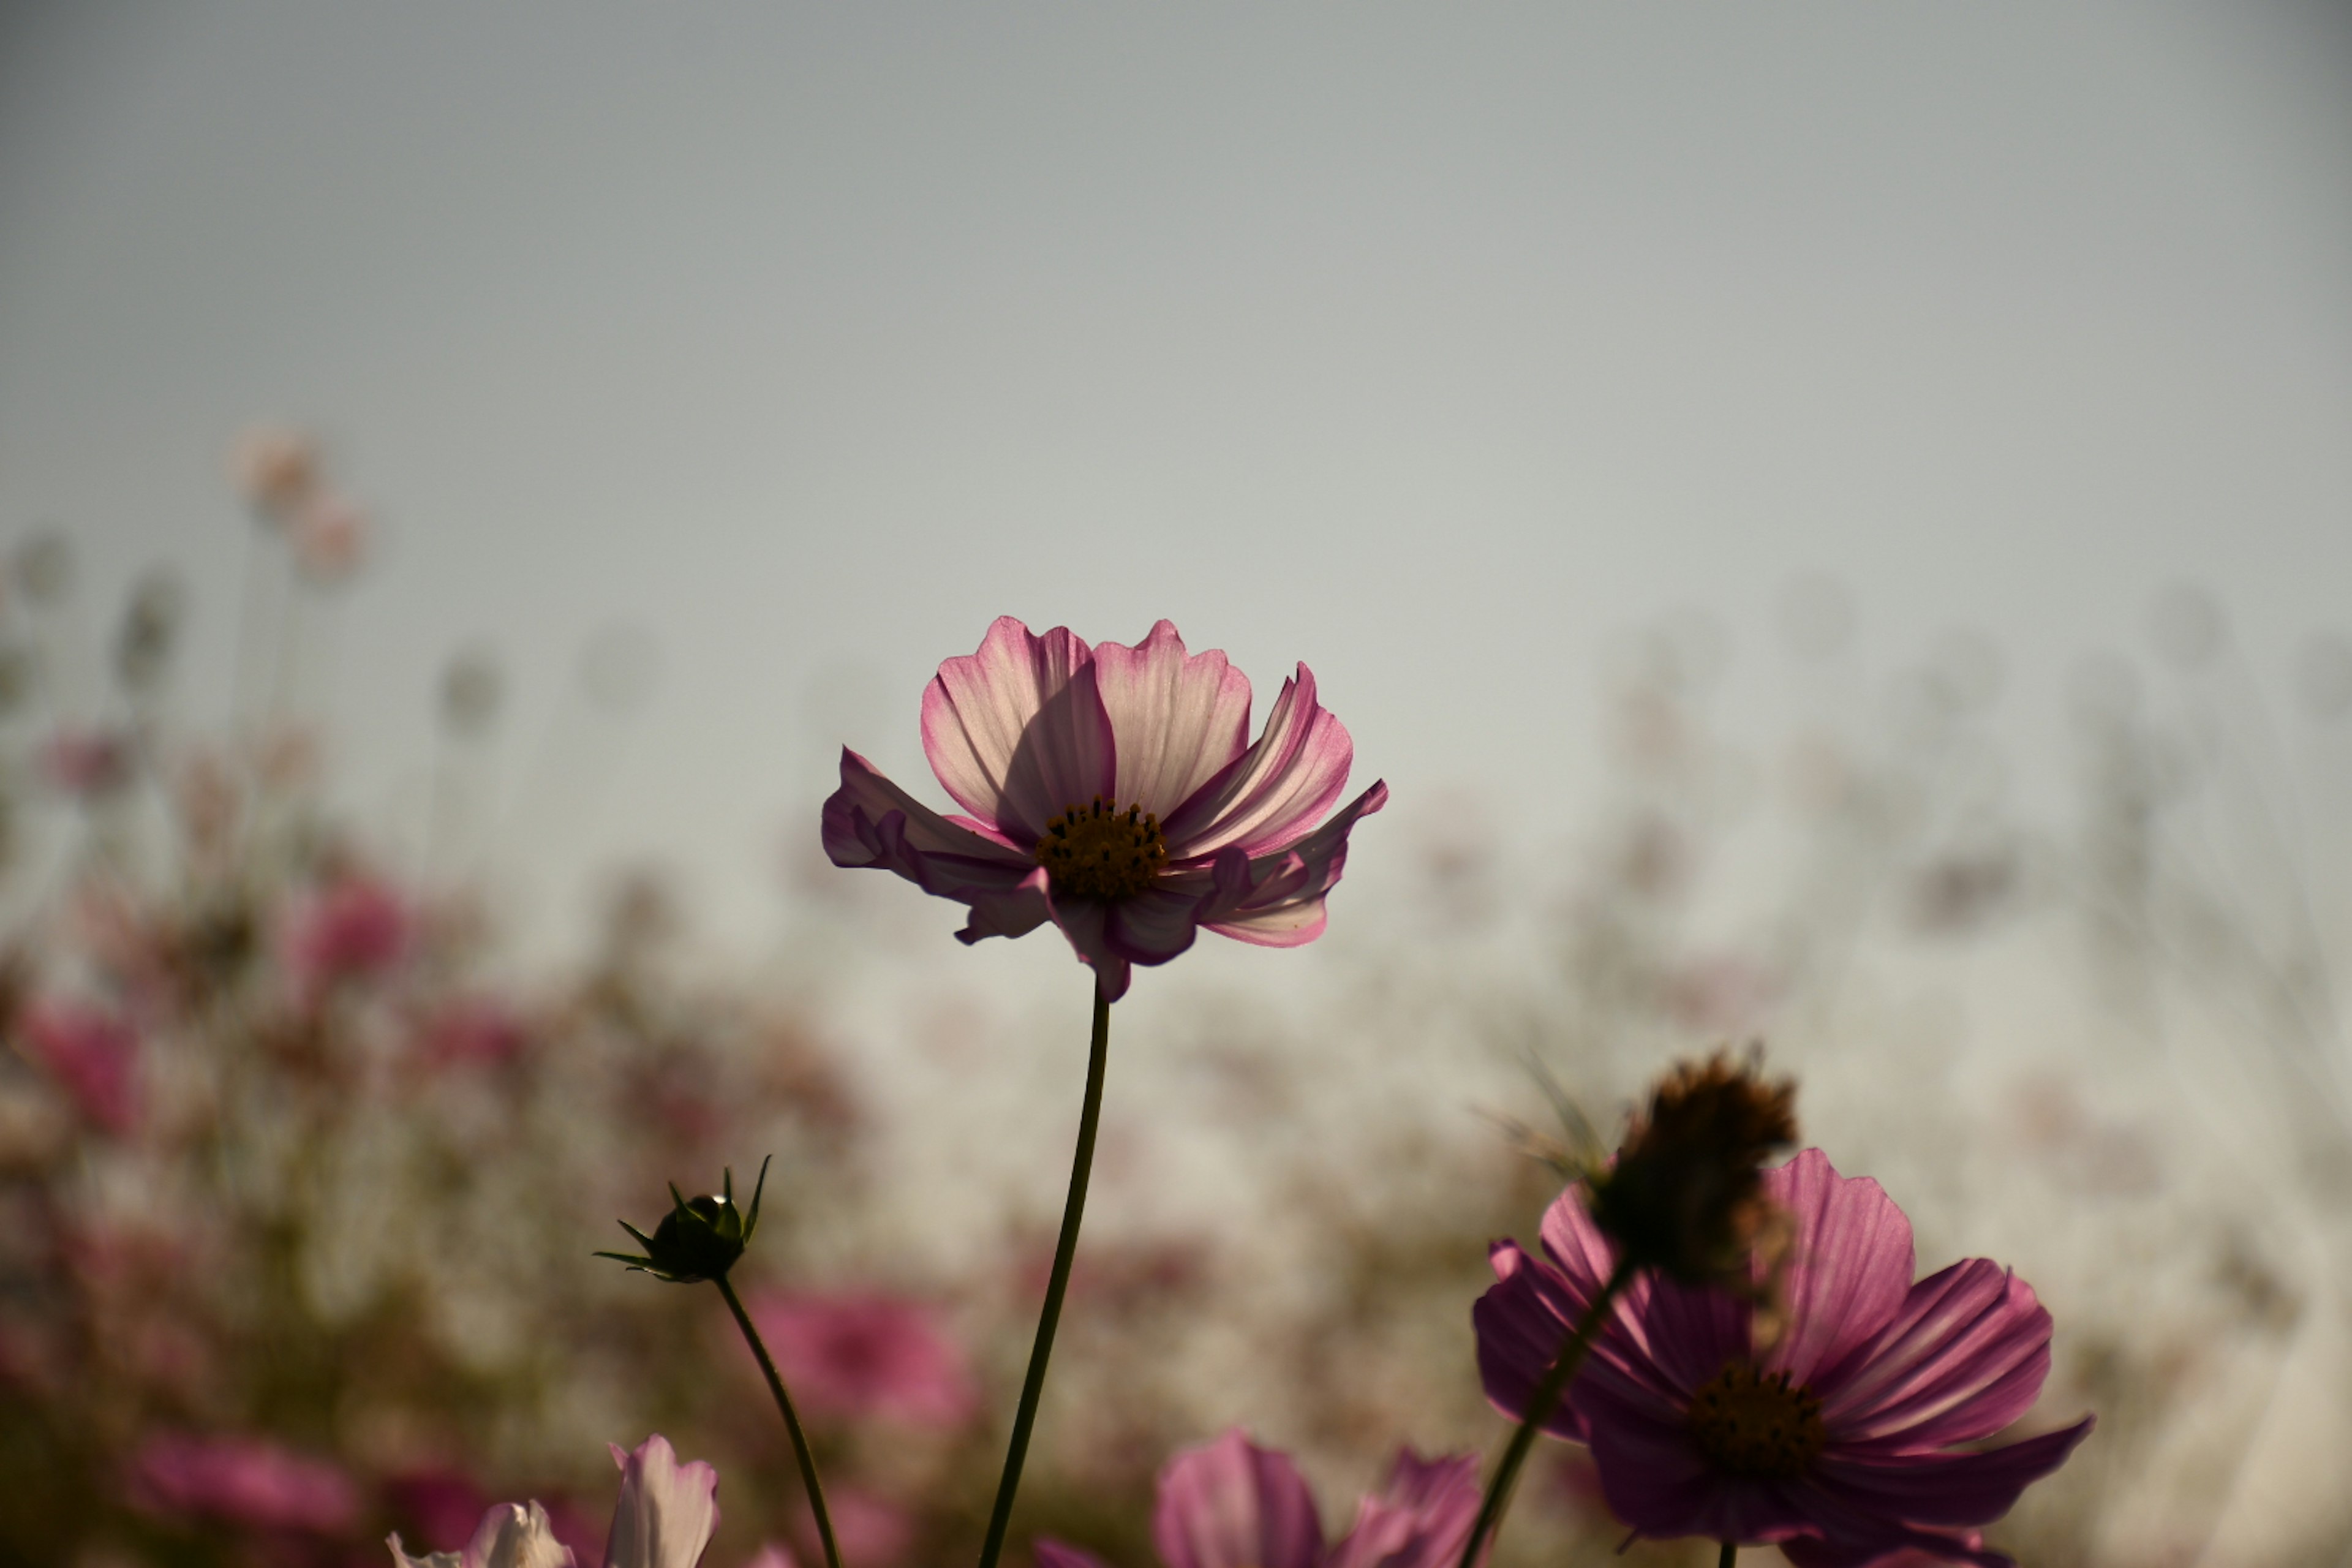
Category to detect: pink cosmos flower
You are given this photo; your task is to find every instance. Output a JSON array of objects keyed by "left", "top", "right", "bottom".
[
  {"left": 1474, "top": 1148, "right": 2093, "bottom": 1567},
  {"left": 747, "top": 1290, "right": 978, "bottom": 1428},
  {"left": 822, "top": 618, "right": 1385, "bottom": 1001},
  {"left": 18, "top": 1002, "right": 141, "bottom": 1135},
  {"left": 389, "top": 1434, "right": 718, "bottom": 1568},
  {"left": 284, "top": 873, "right": 410, "bottom": 999},
  {"left": 1038, "top": 1430, "right": 1479, "bottom": 1568},
  {"left": 129, "top": 1433, "right": 360, "bottom": 1536}
]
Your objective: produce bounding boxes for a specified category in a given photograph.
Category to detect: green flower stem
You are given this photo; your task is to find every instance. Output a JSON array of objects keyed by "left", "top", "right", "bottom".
[
  {"left": 716, "top": 1272, "right": 843, "bottom": 1568},
  {"left": 976, "top": 982, "right": 1113, "bottom": 1568},
  {"left": 1719, "top": 1543, "right": 1738, "bottom": 1567},
  {"left": 1456, "top": 1255, "right": 1638, "bottom": 1568}
]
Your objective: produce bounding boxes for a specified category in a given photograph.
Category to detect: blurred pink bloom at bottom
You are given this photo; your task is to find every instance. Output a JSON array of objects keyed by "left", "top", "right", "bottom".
[
  {"left": 797, "top": 1486, "right": 912, "bottom": 1568},
  {"left": 391, "top": 1435, "right": 718, "bottom": 1568},
  {"left": 19, "top": 1003, "right": 141, "bottom": 1134},
  {"left": 1040, "top": 1430, "right": 1479, "bottom": 1568},
  {"left": 130, "top": 1433, "right": 360, "bottom": 1535},
  {"left": 747, "top": 1291, "right": 978, "bottom": 1428},
  {"left": 418, "top": 1000, "right": 533, "bottom": 1069}
]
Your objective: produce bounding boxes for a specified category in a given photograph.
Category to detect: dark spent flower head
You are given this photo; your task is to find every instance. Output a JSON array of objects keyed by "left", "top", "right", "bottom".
[
  {"left": 1587, "top": 1049, "right": 1796, "bottom": 1287},
  {"left": 598, "top": 1156, "right": 769, "bottom": 1284}
]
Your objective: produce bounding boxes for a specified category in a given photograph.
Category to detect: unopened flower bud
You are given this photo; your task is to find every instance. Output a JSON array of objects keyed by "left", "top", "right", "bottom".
[
  {"left": 599, "top": 1158, "right": 769, "bottom": 1284},
  {"left": 1588, "top": 1049, "right": 1797, "bottom": 1288}
]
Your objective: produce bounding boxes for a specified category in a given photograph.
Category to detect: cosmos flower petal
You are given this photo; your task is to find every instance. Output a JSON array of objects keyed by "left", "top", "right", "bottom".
[
  {"left": 1153, "top": 1430, "right": 1325, "bottom": 1568},
  {"left": 1106, "top": 885, "right": 1210, "bottom": 964},
  {"left": 1323, "top": 1450, "right": 1482, "bottom": 1568},
  {"left": 1160, "top": 665, "right": 1353, "bottom": 860},
  {"left": 1817, "top": 1261, "right": 2053, "bottom": 1452},
  {"left": 1760, "top": 1150, "right": 1917, "bottom": 1388},
  {"left": 603, "top": 1435, "right": 719, "bottom": 1568},
  {"left": 1777, "top": 1526, "right": 2010, "bottom": 1568},
  {"left": 1532, "top": 1177, "right": 1744, "bottom": 1405},
  {"left": 1197, "top": 782, "right": 1387, "bottom": 948},
  {"left": 921, "top": 617, "right": 1116, "bottom": 844},
  {"left": 1475, "top": 1242, "right": 1686, "bottom": 1438},
  {"left": 1093, "top": 621, "right": 1254, "bottom": 818},
  {"left": 1586, "top": 1411, "right": 1815, "bottom": 1545},
  {"left": 1804, "top": 1417, "right": 2094, "bottom": 1529},
  {"left": 1034, "top": 1543, "right": 1117, "bottom": 1568},
  {"left": 1035, "top": 887, "right": 1133, "bottom": 1000},
  {"left": 822, "top": 750, "right": 1052, "bottom": 941}
]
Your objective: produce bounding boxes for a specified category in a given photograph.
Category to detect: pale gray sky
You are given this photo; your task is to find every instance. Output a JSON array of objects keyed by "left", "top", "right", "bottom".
[{"left": 4, "top": 2, "right": 2348, "bottom": 957}]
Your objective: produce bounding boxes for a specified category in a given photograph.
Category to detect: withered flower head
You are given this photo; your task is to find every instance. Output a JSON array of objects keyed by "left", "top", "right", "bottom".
[
  {"left": 1587, "top": 1048, "right": 1797, "bottom": 1287},
  {"left": 597, "top": 1157, "right": 769, "bottom": 1284}
]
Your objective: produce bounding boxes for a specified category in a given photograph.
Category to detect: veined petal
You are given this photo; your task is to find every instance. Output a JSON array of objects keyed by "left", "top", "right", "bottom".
[
  {"left": 1092, "top": 621, "right": 1254, "bottom": 818},
  {"left": 604, "top": 1436, "right": 718, "bottom": 1568},
  {"left": 1161, "top": 665, "right": 1353, "bottom": 860},
  {"left": 1152, "top": 1430, "right": 1324, "bottom": 1568},
  {"left": 921, "top": 618, "right": 1115, "bottom": 845},
  {"left": 1817, "top": 1262, "right": 2053, "bottom": 1452},
  {"left": 1038, "top": 889, "right": 1132, "bottom": 1001},
  {"left": 1106, "top": 885, "right": 1208, "bottom": 965},
  {"left": 822, "top": 750, "right": 1053, "bottom": 943},
  {"left": 1778, "top": 1526, "right": 2008, "bottom": 1568},
  {"left": 1585, "top": 1409, "right": 1816, "bottom": 1545},
  {"left": 1759, "top": 1151, "right": 1916, "bottom": 1389},
  {"left": 1530, "top": 1179, "right": 1736, "bottom": 1406},
  {"left": 1474, "top": 1242, "right": 1687, "bottom": 1438},
  {"left": 1197, "top": 782, "right": 1387, "bottom": 948},
  {"left": 1323, "top": 1450, "right": 1480, "bottom": 1568},
  {"left": 1806, "top": 1417, "right": 2094, "bottom": 1530}
]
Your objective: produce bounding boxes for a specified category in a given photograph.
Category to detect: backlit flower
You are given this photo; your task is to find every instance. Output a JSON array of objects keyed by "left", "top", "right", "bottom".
[
  {"left": 388, "top": 1434, "right": 718, "bottom": 1568},
  {"left": 1475, "top": 1149, "right": 2091, "bottom": 1567},
  {"left": 1038, "top": 1430, "right": 1478, "bottom": 1568},
  {"left": 822, "top": 618, "right": 1385, "bottom": 1000}
]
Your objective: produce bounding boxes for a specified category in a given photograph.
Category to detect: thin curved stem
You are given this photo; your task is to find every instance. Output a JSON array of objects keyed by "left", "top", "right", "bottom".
[
  {"left": 1455, "top": 1256, "right": 1637, "bottom": 1568},
  {"left": 976, "top": 983, "right": 1113, "bottom": 1568},
  {"left": 717, "top": 1273, "right": 843, "bottom": 1568}
]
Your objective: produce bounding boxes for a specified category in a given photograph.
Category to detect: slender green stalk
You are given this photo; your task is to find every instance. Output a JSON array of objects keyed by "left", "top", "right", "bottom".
[
  {"left": 976, "top": 983, "right": 1113, "bottom": 1568},
  {"left": 716, "top": 1273, "right": 843, "bottom": 1568},
  {"left": 1718, "top": 1543, "right": 1738, "bottom": 1567},
  {"left": 1456, "top": 1256, "right": 1637, "bottom": 1568}
]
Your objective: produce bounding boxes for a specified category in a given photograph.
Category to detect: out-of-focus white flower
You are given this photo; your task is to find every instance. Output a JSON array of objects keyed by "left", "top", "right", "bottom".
[{"left": 389, "top": 1500, "right": 573, "bottom": 1568}]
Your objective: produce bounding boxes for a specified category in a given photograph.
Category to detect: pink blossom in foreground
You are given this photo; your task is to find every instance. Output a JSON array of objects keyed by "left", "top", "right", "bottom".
[
  {"left": 18, "top": 1002, "right": 141, "bottom": 1135},
  {"left": 1038, "top": 1429, "right": 1479, "bottom": 1568},
  {"left": 284, "top": 873, "right": 410, "bottom": 999},
  {"left": 1474, "top": 1149, "right": 2093, "bottom": 1567},
  {"left": 823, "top": 618, "right": 1385, "bottom": 1000},
  {"left": 129, "top": 1433, "right": 360, "bottom": 1535},
  {"left": 388, "top": 1434, "right": 718, "bottom": 1568},
  {"left": 747, "top": 1290, "right": 978, "bottom": 1428}
]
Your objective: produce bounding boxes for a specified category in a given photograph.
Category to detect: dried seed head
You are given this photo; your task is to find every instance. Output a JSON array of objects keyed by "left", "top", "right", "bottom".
[{"left": 1588, "top": 1048, "right": 1797, "bottom": 1287}]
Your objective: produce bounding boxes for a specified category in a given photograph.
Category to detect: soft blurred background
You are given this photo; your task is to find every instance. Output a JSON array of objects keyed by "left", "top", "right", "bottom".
[{"left": 2, "top": 4, "right": 2349, "bottom": 1566}]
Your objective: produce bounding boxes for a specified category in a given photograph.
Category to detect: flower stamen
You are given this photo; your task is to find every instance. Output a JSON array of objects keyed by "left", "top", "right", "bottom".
[
  {"left": 1687, "top": 1362, "right": 1826, "bottom": 1480},
  {"left": 1036, "top": 798, "right": 1167, "bottom": 900}
]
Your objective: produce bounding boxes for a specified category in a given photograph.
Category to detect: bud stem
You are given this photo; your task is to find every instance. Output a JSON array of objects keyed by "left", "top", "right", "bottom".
[
  {"left": 1456, "top": 1255, "right": 1637, "bottom": 1568},
  {"left": 715, "top": 1272, "right": 843, "bottom": 1568},
  {"left": 976, "top": 982, "right": 1112, "bottom": 1568},
  {"left": 1719, "top": 1544, "right": 1738, "bottom": 1567}
]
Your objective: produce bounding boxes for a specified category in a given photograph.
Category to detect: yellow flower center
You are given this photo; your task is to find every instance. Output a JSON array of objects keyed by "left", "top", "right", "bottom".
[
  {"left": 1688, "top": 1362, "right": 1828, "bottom": 1480},
  {"left": 1035, "top": 797, "right": 1168, "bottom": 900}
]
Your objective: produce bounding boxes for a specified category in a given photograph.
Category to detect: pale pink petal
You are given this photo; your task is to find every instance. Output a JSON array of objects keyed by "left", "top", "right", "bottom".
[
  {"left": 1759, "top": 1151, "right": 1917, "bottom": 1388},
  {"left": 1816, "top": 1262, "right": 2053, "bottom": 1452},
  {"left": 1323, "top": 1450, "right": 1480, "bottom": 1568},
  {"left": 389, "top": 1502, "right": 575, "bottom": 1568},
  {"left": 822, "top": 750, "right": 1054, "bottom": 943},
  {"left": 1152, "top": 1430, "right": 1325, "bottom": 1568},
  {"left": 605, "top": 1435, "right": 719, "bottom": 1568},
  {"left": 921, "top": 618, "right": 1114, "bottom": 844},
  {"left": 1804, "top": 1418, "right": 2094, "bottom": 1529},
  {"left": 1196, "top": 782, "right": 1387, "bottom": 948},
  {"left": 1091, "top": 622, "right": 1254, "bottom": 817},
  {"left": 1159, "top": 666, "right": 1354, "bottom": 860}
]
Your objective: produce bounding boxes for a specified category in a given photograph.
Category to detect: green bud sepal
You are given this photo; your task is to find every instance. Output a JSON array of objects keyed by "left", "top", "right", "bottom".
[{"left": 596, "top": 1155, "right": 769, "bottom": 1284}]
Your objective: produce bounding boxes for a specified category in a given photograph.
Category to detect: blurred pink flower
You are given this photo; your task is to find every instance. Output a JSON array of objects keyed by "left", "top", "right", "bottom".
[
  {"left": 292, "top": 494, "right": 370, "bottom": 584},
  {"left": 1474, "top": 1148, "right": 2094, "bottom": 1567},
  {"left": 742, "top": 1547, "right": 797, "bottom": 1568},
  {"left": 747, "top": 1290, "right": 978, "bottom": 1428},
  {"left": 284, "top": 874, "right": 410, "bottom": 999},
  {"left": 798, "top": 1485, "right": 912, "bottom": 1568},
  {"left": 39, "top": 727, "right": 135, "bottom": 800},
  {"left": 1039, "top": 1430, "right": 1479, "bottom": 1568},
  {"left": 18, "top": 1001, "right": 141, "bottom": 1135},
  {"left": 129, "top": 1432, "right": 360, "bottom": 1535},
  {"left": 229, "top": 424, "right": 322, "bottom": 518},
  {"left": 390, "top": 1435, "right": 718, "bottom": 1568},
  {"left": 823, "top": 617, "right": 1385, "bottom": 1001},
  {"left": 418, "top": 998, "right": 533, "bottom": 1070},
  {"left": 386, "top": 1468, "right": 499, "bottom": 1556}
]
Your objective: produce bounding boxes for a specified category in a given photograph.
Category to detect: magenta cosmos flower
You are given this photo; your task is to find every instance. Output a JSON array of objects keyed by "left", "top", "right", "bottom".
[
  {"left": 822, "top": 618, "right": 1385, "bottom": 1000},
  {"left": 1038, "top": 1429, "right": 1479, "bottom": 1568},
  {"left": 1475, "top": 1149, "right": 2092, "bottom": 1568}
]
